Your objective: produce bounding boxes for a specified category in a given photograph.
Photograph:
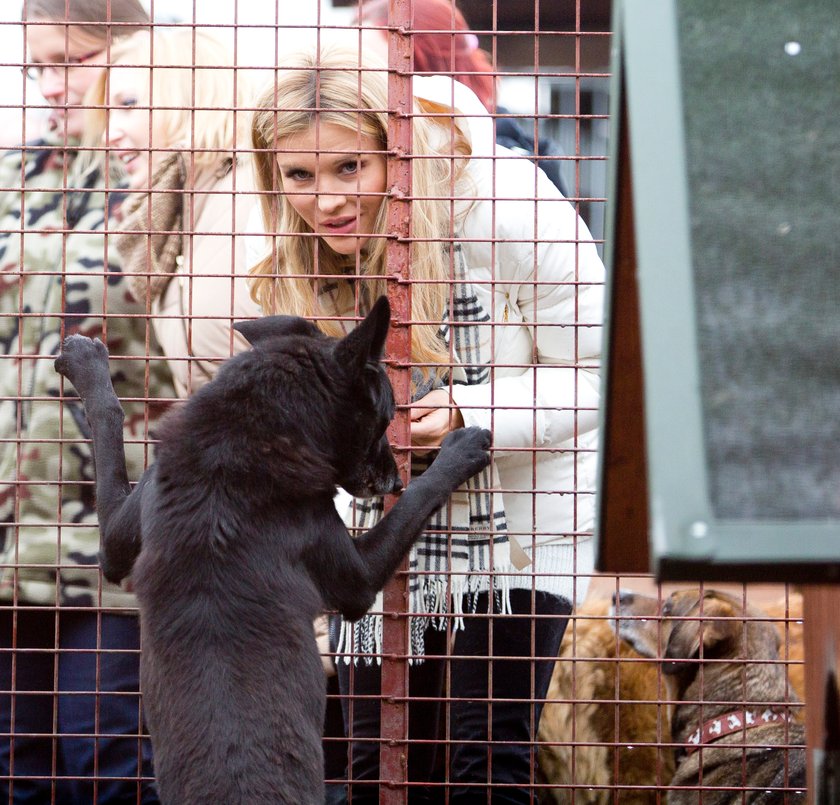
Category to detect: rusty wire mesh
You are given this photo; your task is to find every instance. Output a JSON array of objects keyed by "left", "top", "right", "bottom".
[{"left": 0, "top": 1, "right": 805, "bottom": 803}]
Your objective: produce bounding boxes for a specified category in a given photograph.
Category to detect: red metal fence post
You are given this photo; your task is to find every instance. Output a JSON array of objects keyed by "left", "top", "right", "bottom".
[{"left": 380, "top": 0, "right": 414, "bottom": 802}]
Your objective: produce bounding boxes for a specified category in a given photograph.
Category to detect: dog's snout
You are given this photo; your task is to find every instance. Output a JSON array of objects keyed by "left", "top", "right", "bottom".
[{"left": 378, "top": 467, "right": 402, "bottom": 495}]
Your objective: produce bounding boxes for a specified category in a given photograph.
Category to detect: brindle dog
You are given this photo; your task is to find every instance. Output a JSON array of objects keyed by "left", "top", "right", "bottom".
[
  {"left": 613, "top": 589, "right": 806, "bottom": 804},
  {"left": 55, "top": 297, "right": 491, "bottom": 805}
]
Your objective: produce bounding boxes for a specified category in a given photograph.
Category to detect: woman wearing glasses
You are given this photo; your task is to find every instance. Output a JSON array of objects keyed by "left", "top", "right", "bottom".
[{"left": 0, "top": 2, "right": 169, "bottom": 802}]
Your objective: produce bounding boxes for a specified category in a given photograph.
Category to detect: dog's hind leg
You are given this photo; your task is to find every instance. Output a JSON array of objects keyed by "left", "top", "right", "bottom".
[{"left": 54, "top": 335, "right": 145, "bottom": 583}]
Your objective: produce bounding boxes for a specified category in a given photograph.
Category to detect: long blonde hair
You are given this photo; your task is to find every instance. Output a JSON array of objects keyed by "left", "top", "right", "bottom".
[
  {"left": 84, "top": 29, "right": 252, "bottom": 175},
  {"left": 250, "top": 45, "right": 470, "bottom": 365}
]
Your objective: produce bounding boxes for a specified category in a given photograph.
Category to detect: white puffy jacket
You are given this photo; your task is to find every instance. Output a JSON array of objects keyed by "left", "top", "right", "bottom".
[{"left": 415, "top": 77, "right": 605, "bottom": 603}]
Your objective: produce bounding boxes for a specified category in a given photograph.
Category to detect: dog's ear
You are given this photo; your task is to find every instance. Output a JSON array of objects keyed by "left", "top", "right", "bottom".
[
  {"left": 233, "top": 315, "right": 321, "bottom": 346},
  {"left": 662, "top": 597, "right": 740, "bottom": 675},
  {"left": 335, "top": 296, "right": 391, "bottom": 371}
]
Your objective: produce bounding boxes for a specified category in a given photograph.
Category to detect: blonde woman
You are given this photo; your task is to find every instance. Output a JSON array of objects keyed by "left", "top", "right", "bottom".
[
  {"left": 86, "top": 28, "right": 262, "bottom": 397},
  {"left": 251, "top": 46, "right": 604, "bottom": 803}
]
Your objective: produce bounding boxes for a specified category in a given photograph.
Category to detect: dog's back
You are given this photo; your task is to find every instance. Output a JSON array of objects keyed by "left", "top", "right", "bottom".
[{"left": 133, "top": 336, "right": 352, "bottom": 802}]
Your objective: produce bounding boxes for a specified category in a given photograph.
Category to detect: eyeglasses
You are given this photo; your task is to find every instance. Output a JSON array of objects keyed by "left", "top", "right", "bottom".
[{"left": 23, "top": 50, "right": 103, "bottom": 82}]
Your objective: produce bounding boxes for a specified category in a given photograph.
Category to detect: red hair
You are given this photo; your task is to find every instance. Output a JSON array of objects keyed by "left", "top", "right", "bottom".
[{"left": 358, "top": 0, "right": 496, "bottom": 110}]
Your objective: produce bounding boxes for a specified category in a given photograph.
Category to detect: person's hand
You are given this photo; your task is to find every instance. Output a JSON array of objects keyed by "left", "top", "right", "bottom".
[{"left": 410, "top": 388, "right": 464, "bottom": 454}]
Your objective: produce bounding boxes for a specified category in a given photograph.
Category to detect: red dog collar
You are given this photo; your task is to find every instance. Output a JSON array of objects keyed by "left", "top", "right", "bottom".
[{"left": 684, "top": 709, "right": 792, "bottom": 755}]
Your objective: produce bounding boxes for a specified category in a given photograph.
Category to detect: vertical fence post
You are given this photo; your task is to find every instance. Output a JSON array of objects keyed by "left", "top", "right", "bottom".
[
  {"left": 381, "top": 0, "right": 413, "bottom": 802},
  {"left": 803, "top": 586, "right": 840, "bottom": 804}
]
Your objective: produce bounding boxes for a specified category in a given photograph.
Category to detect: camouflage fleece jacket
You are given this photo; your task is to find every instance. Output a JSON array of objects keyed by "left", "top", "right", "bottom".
[{"left": 0, "top": 137, "right": 175, "bottom": 608}]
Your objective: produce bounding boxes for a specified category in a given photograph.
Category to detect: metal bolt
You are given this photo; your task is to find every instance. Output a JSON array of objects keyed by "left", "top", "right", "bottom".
[{"left": 689, "top": 521, "right": 709, "bottom": 540}]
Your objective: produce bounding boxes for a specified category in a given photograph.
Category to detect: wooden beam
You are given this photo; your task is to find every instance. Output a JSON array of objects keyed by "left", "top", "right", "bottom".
[
  {"left": 596, "top": 97, "right": 650, "bottom": 574},
  {"left": 803, "top": 585, "right": 840, "bottom": 803}
]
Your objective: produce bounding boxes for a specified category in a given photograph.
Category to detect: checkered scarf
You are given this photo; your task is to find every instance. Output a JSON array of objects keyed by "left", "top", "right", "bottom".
[{"left": 337, "top": 245, "right": 510, "bottom": 662}]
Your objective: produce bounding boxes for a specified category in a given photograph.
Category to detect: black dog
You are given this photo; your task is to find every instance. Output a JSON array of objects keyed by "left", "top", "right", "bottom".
[{"left": 54, "top": 297, "right": 491, "bottom": 804}]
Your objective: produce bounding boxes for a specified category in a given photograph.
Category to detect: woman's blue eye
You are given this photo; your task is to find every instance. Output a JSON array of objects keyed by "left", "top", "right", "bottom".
[
  {"left": 285, "top": 169, "right": 311, "bottom": 181},
  {"left": 340, "top": 160, "right": 361, "bottom": 174}
]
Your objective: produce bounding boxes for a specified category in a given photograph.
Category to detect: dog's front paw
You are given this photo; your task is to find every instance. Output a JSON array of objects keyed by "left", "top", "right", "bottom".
[
  {"left": 54, "top": 335, "right": 111, "bottom": 395},
  {"left": 434, "top": 427, "right": 492, "bottom": 486}
]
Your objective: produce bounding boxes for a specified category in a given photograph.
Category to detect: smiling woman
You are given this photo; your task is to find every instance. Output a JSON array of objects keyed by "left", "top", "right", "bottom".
[
  {"left": 103, "top": 64, "right": 157, "bottom": 189},
  {"left": 83, "top": 28, "right": 262, "bottom": 399},
  {"left": 85, "top": 28, "right": 249, "bottom": 191}
]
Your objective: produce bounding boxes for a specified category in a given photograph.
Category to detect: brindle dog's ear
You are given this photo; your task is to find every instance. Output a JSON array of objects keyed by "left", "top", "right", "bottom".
[
  {"left": 335, "top": 296, "right": 391, "bottom": 372},
  {"left": 663, "top": 597, "right": 740, "bottom": 675},
  {"left": 233, "top": 315, "right": 322, "bottom": 346}
]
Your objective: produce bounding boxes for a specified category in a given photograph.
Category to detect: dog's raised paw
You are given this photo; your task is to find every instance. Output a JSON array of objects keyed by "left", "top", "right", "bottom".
[
  {"left": 436, "top": 427, "right": 492, "bottom": 484},
  {"left": 54, "top": 335, "right": 111, "bottom": 391}
]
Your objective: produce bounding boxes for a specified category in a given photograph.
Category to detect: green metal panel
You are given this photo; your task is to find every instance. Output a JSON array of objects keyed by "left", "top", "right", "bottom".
[{"left": 598, "top": 0, "right": 840, "bottom": 581}]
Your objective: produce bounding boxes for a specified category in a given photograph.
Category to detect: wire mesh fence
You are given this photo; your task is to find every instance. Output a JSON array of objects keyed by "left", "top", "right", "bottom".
[{"left": 0, "top": 1, "right": 805, "bottom": 803}]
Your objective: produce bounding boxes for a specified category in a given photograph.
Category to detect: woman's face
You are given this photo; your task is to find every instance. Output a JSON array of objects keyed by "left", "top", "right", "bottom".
[
  {"left": 275, "top": 122, "right": 387, "bottom": 256},
  {"left": 25, "top": 24, "right": 106, "bottom": 139},
  {"left": 105, "top": 65, "right": 166, "bottom": 190}
]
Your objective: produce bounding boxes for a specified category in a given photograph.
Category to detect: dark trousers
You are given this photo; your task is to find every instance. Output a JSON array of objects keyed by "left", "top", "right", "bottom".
[
  {"left": 0, "top": 608, "right": 158, "bottom": 804},
  {"left": 338, "top": 589, "right": 572, "bottom": 804}
]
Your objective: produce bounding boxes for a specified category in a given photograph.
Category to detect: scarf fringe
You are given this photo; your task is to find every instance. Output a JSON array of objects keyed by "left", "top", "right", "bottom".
[
  {"left": 336, "top": 245, "right": 511, "bottom": 665},
  {"left": 336, "top": 571, "right": 513, "bottom": 665}
]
